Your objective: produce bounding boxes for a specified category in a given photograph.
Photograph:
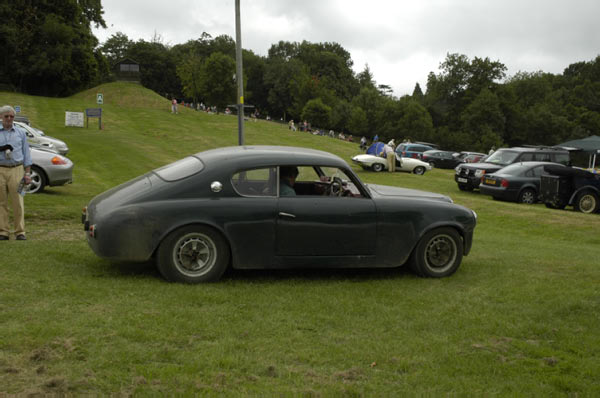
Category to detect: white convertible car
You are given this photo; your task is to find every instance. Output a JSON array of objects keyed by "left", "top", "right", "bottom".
[{"left": 351, "top": 153, "right": 432, "bottom": 174}]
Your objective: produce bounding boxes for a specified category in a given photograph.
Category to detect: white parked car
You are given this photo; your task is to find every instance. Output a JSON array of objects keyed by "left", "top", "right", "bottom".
[
  {"left": 15, "top": 121, "right": 69, "bottom": 155},
  {"left": 351, "top": 153, "right": 432, "bottom": 175}
]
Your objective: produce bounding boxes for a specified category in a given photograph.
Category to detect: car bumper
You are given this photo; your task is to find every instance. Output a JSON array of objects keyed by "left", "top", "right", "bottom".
[
  {"left": 45, "top": 161, "right": 74, "bottom": 187},
  {"left": 454, "top": 175, "right": 481, "bottom": 189},
  {"left": 479, "top": 185, "right": 519, "bottom": 201}
]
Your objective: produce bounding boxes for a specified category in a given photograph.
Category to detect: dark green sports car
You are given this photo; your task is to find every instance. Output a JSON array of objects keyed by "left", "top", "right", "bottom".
[{"left": 82, "top": 146, "right": 477, "bottom": 283}]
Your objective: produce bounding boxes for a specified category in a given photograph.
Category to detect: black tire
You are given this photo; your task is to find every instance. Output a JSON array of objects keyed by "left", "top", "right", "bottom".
[
  {"left": 25, "top": 166, "right": 47, "bottom": 194},
  {"left": 372, "top": 163, "right": 384, "bottom": 172},
  {"left": 413, "top": 166, "right": 426, "bottom": 175},
  {"left": 409, "top": 227, "right": 463, "bottom": 278},
  {"left": 518, "top": 188, "right": 537, "bottom": 204},
  {"left": 574, "top": 191, "right": 599, "bottom": 214},
  {"left": 156, "top": 225, "right": 230, "bottom": 283},
  {"left": 458, "top": 184, "right": 473, "bottom": 192}
]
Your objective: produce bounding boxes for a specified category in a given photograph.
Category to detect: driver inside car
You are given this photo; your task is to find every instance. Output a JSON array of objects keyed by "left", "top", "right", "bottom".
[{"left": 279, "top": 166, "right": 299, "bottom": 196}]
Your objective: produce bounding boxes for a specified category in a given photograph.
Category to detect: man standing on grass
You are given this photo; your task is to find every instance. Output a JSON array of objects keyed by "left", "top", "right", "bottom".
[{"left": 0, "top": 105, "right": 32, "bottom": 240}]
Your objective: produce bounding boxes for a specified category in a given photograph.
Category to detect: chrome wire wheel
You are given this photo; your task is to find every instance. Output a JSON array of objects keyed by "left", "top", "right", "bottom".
[
  {"left": 423, "top": 233, "right": 458, "bottom": 273},
  {"left": 172, "top": 232, "right": 218, "bottom": 277},
  {"left": 577, "top": 192, "right": 598, "bottom": 214}
]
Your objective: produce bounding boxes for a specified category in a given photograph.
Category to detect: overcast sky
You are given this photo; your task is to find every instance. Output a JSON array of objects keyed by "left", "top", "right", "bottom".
[{"left": 93, "top": 0, "right": 600, "bottom": 96}]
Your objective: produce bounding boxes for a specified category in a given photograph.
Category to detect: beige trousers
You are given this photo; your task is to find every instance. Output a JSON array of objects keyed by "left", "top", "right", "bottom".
[
  {"left": 387, "top": 151, "right": 396, "bottom": 172},
  {"left": 0, "top": 165, "right": 25, "bottom": 237}
]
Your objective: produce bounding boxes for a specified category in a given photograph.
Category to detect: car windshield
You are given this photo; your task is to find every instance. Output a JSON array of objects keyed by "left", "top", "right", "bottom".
[
  {"left": 153, "top": 156, "right": 204, "bottom": 181},
  {"left": 485, "top": 150, "right": 519, "bottom": 165}
]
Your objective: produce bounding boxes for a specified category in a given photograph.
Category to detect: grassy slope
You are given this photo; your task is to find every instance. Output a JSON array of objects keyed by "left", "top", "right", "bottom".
[{"left": 0, "top": 83, "right": 598, "bottom": 395}]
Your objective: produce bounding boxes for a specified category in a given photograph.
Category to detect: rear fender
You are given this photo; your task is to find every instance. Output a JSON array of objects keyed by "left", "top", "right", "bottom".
[{"left": 569, "top": 186, "right": 600, "bottom": 205}]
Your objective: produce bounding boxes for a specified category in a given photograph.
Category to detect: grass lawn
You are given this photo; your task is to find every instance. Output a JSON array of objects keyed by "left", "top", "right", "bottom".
[{"left": 0, "top": 83, "right": 598, "bottom": 395}]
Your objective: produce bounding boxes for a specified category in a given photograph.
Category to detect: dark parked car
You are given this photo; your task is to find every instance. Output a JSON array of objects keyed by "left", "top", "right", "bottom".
[
  {"left": 82, "top": 146, "right": 477, "bottom": 283},
  {"left": 455, "top": 147, "right": 570, "bottom": 191},
  {"left": 539, "top": 164, "right": 600, "bottom": 214},
  {"left": 479, "top": 162, "right": 564, "bottom": 204},
  {"left": 422, "top": 150, "right": 461, "bottom": 169}
]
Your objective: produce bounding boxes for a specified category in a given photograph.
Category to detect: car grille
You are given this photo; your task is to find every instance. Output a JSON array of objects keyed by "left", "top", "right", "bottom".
[{"left": 457, "top": 168, "right": 475, "bottom": 177}]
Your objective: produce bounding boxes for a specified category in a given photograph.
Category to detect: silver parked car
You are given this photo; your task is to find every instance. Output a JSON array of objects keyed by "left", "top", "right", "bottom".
[
  {"left": 27, "top": 144, "right": 74, "bottom": 194},
  {"left": 15, "top": 121, "right": 69, "bottom": 155}
]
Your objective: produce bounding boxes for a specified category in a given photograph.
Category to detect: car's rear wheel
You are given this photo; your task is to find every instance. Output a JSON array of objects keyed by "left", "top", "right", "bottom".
[
  {"left": 25, "top": 166, "right": 47, "bottom": 194},
  {"left": 574, "top": 191, "right": 599, "bottom": 214},
  {"left": 518, "top": 188, "right": 536, "bottom": 204},
  {"left": 372, "top": 163, "right": 384, "bottom": 172},
  {"left": 157, "top": 225, "right": 230, "bottom": 283},
  {"left": 409, "top": 227, "right": 463, "bottom": 278},
  {"left": 413, "top": 166, "right": 426, "bottom": 175}
]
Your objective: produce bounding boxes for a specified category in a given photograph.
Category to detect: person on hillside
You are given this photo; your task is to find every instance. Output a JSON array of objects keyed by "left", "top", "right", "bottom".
[
  {"left": 0, "top": 105, "right": 32, "bottom": 240},
  {"left": 171, "top": 98, "right": 178, "bottom": 114},
  {"left": 279, "top": 166, "right": 299, "bottom": 196},
  {"left": 360, "top": 136, "right": 367, "bottom": 150},
  {"left": 373, "top": 134, "right": 379, "bottom": 142}
]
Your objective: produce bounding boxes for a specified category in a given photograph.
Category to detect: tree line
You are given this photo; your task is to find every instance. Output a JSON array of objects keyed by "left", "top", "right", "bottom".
[{"left": 1, "top": 2, "right": 599, "bottom": 152}]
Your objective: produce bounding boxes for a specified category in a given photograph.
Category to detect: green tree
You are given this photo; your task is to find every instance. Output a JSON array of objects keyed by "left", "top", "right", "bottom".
[
  {"left": 177, "top": 54, "right": 204, "bottom": 104},
  {"left": 128, "top": 39, "right": 181, "bottom": 98},
  {"left": 98, "top": 32, "right": 133, "bottom": 65},
  {"left": 198, "top": 52, "right": 236, "bottom": 110},
  {"left": 301, "top": 98, "right": 332, "bottom": 128},
  {"left": 348, "top": 106, "right": 369, "bottom": 137},
  {"left": 0, "top": 0, "right": 106, "bottom": 95}
]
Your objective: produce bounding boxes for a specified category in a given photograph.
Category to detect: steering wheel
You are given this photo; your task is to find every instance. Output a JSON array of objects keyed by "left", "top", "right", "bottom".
[{"left": 329, "top": 177, "right": 343, "bottom": 196}]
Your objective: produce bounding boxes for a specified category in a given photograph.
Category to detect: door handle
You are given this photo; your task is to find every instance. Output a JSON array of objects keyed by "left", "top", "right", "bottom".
[{"left": 278, "top": 212, "right": 296, "bottom": 218}]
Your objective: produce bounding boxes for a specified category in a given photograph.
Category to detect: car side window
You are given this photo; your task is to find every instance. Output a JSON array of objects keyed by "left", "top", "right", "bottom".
[
  {"left": 552, "top": 153, "right": 570, "bottom": 165},
  {"left": 531, "top": 166, "right": 544, "bottom": 177},
  {"left": 520, "top": 153, "right": 534, "bottom": 161},
  {"left": 534, "top": 153, "right": 551, "bottom": 161},
  {"left": 231, "top": 167, "right": 277, "bottom": 197}
]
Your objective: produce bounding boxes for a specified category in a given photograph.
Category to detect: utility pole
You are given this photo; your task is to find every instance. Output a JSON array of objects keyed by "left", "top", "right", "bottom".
[{"left": 235, "top": 0, "right": 244, "bottom": 145}]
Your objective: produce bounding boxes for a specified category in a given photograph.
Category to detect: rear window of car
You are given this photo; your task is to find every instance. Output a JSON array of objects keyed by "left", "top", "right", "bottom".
[{"left": 153, "top": 156, "right": 204, "bottom": 181}]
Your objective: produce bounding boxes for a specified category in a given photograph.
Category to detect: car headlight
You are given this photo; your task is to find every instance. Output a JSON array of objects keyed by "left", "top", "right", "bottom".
[
  {"left": 474, "top": 169, "right": 485, "bottom": 178},
  {"left": 455, "top": 166, "right": 461, "bottom": 175}
]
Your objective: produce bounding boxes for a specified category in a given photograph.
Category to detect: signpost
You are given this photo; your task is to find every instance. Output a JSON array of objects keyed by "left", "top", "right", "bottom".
[
  {"left": 14, "top": 105, "right": 21, "bottom": 113},
  {"left": 97, "top": 93, "right": 103, "bottom": 105},
  {"left": 86, "top": 108, "right": 102, "bottom": 129},
  {"left": 65, "top": 111, "right": 84, "bottom": 127}
]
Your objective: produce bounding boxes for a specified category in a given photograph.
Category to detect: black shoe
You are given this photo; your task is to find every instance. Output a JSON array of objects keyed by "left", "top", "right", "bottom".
[
  {"left": 16, "top": 234, "right": 26, "bottom": 241},
  {"left": 0, "top": 235, "right": 8, "bottom": 241}
]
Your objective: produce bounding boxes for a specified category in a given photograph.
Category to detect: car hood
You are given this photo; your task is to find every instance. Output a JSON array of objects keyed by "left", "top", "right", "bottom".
[
  {"left": 366, "top": 183, "right": 453, "bottom": 203},
  {"left": 458, "top": 162, "right": 505, "bottom": 170}
]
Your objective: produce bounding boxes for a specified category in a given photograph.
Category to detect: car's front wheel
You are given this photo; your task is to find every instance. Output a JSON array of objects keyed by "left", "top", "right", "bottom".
[
  {"left": 372, "top": 163, "right": 384, "bottom": 172},
  {"left": 518, "top": 188, "right": 536, "bottom": 204},
  {"left": 157, "top": 225, "right": 230, "bottom": 283},
  {"left": 413, "top": 166, "right": 426, "bottom": 175},
  {"left": 574, "top": 191, "right": 599, "bottom": 214},
  {"left": 25, "top": 166, "right": 47, "bottom": 194},
  {"left": 409, "top": 227, "right": 463, "bottom": 278}
]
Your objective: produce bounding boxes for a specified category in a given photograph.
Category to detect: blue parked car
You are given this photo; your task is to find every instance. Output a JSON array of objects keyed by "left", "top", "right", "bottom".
[{"left": 396, "top": 143, "right": 435, "bottom": 159}]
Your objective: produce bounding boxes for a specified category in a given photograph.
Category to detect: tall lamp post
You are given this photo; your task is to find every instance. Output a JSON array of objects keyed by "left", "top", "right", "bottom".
[{"left": 235, "top": 0, "right": 244, "bottom": 145}]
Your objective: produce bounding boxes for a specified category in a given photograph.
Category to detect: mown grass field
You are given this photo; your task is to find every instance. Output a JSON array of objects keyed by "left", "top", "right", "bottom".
[{"left": 1, "top": 83, "right": 599, "bottom": 395}]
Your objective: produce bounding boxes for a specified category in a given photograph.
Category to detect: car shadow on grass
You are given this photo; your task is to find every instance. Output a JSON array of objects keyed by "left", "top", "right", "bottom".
[
  {"left": 102, "top": 259, "right": 415, "bottom": 283},
  {"left": 223, "top": 266, "right": 415, "bottom": 283}
]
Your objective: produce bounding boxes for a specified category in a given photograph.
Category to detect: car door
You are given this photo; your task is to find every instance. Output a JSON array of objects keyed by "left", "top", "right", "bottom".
[{"left": 275, "top": 166, "right": 377, "bottom": 257}]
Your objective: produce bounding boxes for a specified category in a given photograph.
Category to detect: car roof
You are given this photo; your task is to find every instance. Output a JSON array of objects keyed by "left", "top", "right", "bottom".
[
  {"left": 497, "top": 147, "right": 568, "bottom": 153},
  {"left": 196, "top": 145, "right": 349, "bottom": 170}
]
